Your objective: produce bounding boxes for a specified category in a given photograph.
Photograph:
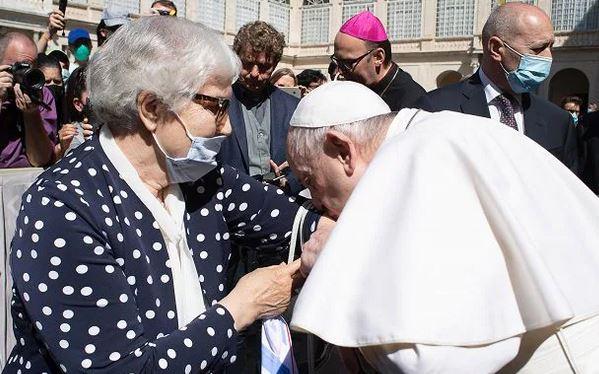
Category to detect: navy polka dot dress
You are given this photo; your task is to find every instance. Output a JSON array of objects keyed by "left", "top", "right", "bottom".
[{"left": 5, "top": 136, "right": 319, "bottom": 373}]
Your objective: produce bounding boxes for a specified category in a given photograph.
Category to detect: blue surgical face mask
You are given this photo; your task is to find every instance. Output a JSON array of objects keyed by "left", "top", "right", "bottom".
[
  {"left": 153, "top": 113, "right": 226, "bottom": 184},
  {"left": 500, "top": 41, "right": 552, "bottom": 94},
  {"left": 62, "top": 68, "right": 70, "bottom": 82}
]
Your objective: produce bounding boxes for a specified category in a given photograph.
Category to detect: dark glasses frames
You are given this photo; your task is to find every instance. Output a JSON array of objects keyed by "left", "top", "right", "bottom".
[
  {"left": 192, "top": 93, "right": 230, "bottom": 123},
  {"left": 330, "top": 48, "right": 375, "bottom": 72}
]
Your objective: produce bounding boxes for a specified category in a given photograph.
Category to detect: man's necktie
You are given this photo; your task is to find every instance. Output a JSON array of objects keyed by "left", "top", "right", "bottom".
[{"left": 494, "top": 94, "right": 518, "bottom": 131}]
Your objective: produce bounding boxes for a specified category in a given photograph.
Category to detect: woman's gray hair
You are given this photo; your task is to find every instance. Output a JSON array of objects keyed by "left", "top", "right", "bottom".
[
  {"left": 287, "top": 112, "right": 395, "bottom": 172},
  {"left": 87, "top": 16, "right": 240, "bottom": 131}
]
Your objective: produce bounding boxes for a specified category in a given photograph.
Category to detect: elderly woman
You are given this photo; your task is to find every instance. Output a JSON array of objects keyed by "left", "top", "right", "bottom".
[{"left": 5, "top": 17, "right": 326, "bottom": 373}]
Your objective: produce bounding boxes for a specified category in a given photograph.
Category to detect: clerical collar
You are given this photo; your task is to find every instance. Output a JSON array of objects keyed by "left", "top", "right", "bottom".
[
  {"left": 370, "top": 62, "right": 399, "bottom": 96},
  {"left": 233, "top": 81, "right": 273, "bottom": 109}
]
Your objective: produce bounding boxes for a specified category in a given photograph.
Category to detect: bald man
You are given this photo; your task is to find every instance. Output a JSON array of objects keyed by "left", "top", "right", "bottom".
[
  {"left": 0, "top": 32, "right": 58, "bottom": 168},
  {"left": 416, "top": 3, "right": 579, "bottom": 173}
]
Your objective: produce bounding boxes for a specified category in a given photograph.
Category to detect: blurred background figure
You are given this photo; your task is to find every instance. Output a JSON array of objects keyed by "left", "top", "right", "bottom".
[
  {"left": 297, "top": 69, "right": 327, "bottom": 97},
  {"left": 67, "top": 28, "right": 92, "bottom": 70},
  {"left": 96, "top": 7, "right": 131, "bottom": 47},
  {"left": 270, "top": 68, "right": 297, "bottom": 88},
  {"left": 150, "top": 0, "right": 178, "bottom": 16},
  {"left": 36, "top": 7, "right": 66, "bottom": 54},
  {"left": 36, "top": 53, "right": 65, "bottom": 127},
  {"left": 47, "top": 50, "right": 69, "bottom": 82},
  {"left": 589, "top": 101, "right": 598, "bottom": 113},
  {"left": 328, "top": 60, "right": 342, "bottom": 81},
  {"left": 561, "top": 95, "right": 583, "bottom": 126}
]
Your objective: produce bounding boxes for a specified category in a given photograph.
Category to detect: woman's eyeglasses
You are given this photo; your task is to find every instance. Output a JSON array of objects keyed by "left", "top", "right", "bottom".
[{"left": 192, "top": 94, "right": 230, "bottom": 123}]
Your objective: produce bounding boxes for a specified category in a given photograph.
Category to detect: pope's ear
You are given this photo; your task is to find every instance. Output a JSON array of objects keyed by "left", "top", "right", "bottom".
[{"left": 324, "top": 130, "right": 358, "bottom": 175}]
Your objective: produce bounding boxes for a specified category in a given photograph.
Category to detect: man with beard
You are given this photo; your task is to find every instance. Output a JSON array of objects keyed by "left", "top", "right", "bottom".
[{"left": 219, "top": 21, "right": 301, "bottom": 194}]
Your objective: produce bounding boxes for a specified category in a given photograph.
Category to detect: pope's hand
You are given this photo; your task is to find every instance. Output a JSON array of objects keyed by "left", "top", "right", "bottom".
[{"left": 301, "top": 216, "right": 335, "bottom": 277}]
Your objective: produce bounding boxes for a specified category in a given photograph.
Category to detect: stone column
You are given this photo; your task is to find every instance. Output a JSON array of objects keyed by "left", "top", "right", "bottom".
[
  {"left": 329, "top": 0, "right": 343, "bottom": 44},
  {"left": 288, "top": 0, "right": 303, "bottom": 46},
  {"left": 260, "top": 0, "right": 270, "bottom": 21},
  {"left": 225, "top": 0, "right": 238, "bottom": 35},
  {"left": 375, "top": 0, "right": 387, "bottom": 29}
]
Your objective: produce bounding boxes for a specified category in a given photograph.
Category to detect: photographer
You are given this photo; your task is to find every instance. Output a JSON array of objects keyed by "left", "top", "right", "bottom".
[{"left": 0, "top": 32, "right": 58, "bottom": 168}]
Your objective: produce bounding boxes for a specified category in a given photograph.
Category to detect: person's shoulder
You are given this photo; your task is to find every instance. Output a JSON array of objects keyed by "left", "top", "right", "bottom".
[
  {"left": 527, "top": 94, "right": 570, "bottom": 123},
  {"left": 271, "top": 86, "right": 300, "bottom": 106}
]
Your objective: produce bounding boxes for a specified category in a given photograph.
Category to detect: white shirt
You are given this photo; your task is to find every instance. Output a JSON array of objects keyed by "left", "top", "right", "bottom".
[
  {"left": 99, "top": 126, "right": 206, "bottom": 328},
  {"left": 479, "top": 69, "right": 525, "bottom": 133}
]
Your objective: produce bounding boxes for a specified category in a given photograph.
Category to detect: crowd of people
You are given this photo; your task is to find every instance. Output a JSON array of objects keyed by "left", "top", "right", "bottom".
[{"left": 1, "top": 0, "right": 599, "bottom": 373}]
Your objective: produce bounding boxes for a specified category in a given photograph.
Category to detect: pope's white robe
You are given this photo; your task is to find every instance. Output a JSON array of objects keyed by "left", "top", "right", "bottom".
[{"left": 291, "top": 109, "right": 599, "bottom": 373}]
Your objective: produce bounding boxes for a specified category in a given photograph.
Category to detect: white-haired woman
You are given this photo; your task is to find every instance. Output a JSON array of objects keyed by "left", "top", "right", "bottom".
[{"left": 5, "top": 17, "right": 327, "bottom": 373}]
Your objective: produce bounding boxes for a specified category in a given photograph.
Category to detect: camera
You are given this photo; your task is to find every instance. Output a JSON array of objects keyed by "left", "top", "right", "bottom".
[{"left": 7, "top": 62, "right": 45, "bottom": 102}]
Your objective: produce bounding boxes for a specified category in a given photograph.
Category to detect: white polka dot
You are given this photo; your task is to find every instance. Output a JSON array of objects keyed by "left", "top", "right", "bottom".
[
  {"left": 167, "top": 349, "right": 176, "bottom": 359},
  {"left": 127, "top": 276, "right": 136, "bottom": 285},
  {"left": 23, "top": 292, "right": 30, "bottom": 301},
  {"left": 197, "top": 185, "right": 205, "bottom": 193},
  {"left": 41, "top": 197, "right": 50, "bottom": 205},
  {"left": 38, "top": 283, "right": 48, "bottom": 292},
  {"left": 201, "top": 360, "right": 208, "bottom": 369},
  {"left": 218, "top": 283, "right": 224, "bottom": 291},
  {"left": 199, "top": 251, "right": 208, "bottom": 259},
  {"left": 167, "top": 310, "right": 175, "bottom": 319},
  {"left": 211, "top": 347, "right": 218, "bottom": 356},
  {"left": 63, "top": 309, "right": 74, "bottom": 319},
  {"left": 42, "top": 306, "right": 52, "bottom": 315},
  {"left": 22, "top": 273, "right": 30, "bottom": 282},
  {"left": 147, "top": 275, "right": 153, "bottom": 284},
  {"left": 216, "top": 307, "right": 226, "bottom": 315},
  {"left": 159, "top": 358, "right": 168, "bottom": 369},
  {"left": 81, "top": 287, "right": 93, "bottom": 296},
  {"left": 270, "top": 209, "right": 280, "bottom": 217},
  {"left": 223, "top": 232, "right": 230, "bottom": 240},
  {"left": 230, "top": 355, "right": 237, "bottom": 363},
  {"left": 222, "top": 350, "right": 229, "bottom": 359},
  {"left": 153, "top": 242, "right": 162, "bottom": 251},
  {"left": 196, "top": 234, "right": 205, "bottom": 242},
  {"left": 76, "top": 265, "right": 88, "bottom": 274},
  {"left": 105, "top": 265, "right": 115, "bottom": 273},
  {"left": 239, "top": 202, "right": 248, "bottom": 211},
  {"left": 215, "top": 233, "right": 221, "bottom": 241},
  {"left": 85, "top": 344, "right": 95, "bottom": 354},
  {"left": 119, "top": 293, "right": 128, "bottom": 303},
  {"left": 117, "top": 233, "right": 124, "bottom": 242},
  {"left": 216, "top": 265, "right": 223, "bottom": 273},
  {"left": 109, "top": 352, "right": 121, "bottom": 361},
  {"left": 96, "top": 298, "right": 108, "bottom": 307},
  {"left": 113, "top": 196, "right": 121, "bottom": 204},
  {"left": 94, "top": 246, "right": 104, "bottom": 255},
  {"left": 242, "top": 183, "right": 251, "bottom": 191},
  {"left": 81, "top": 358, "right": 92, "bottom": 368},
  {"left": 50, "top": 256, "right": 61, "bottom": 266},
  {"left": 35, "top": 321, "right": 42, "bottom": 330},
  {"left": 59, "top": 339, "right": 69, "bottom": 349},
  {"left": 101, "top": 204, "right": 109, "bottom": 213},
  {"left": 200, "top": 208, "right": 209, "bottom": 216},
  {"left": 48, "top": 270, "right": 59, "bottom": 280},
  {"left": 145, "top": 310, "right": 155, "bottom": 319},
  {"left": 185, "top": 364, "right": 192, "bottom": 374},
  {"left": 83, "top": 235, "right": 93, "bottom": 244},
  {"left": 227, "top": 329, "right": 233, "bottom": 338},
  {"left": 54, "top": 200, "right": 64, "bottom": 207},
  {"left": 126, "top": 330, "right": 136, "bottom": 339},
  {"left": 65, "top": 212, "right": 76, "bottom": 221},
  {"left": 34, "top": 220, "right": 44, "bottom": 230},
  {"left": 62, "top": 286, "right": 74, "bottom": 295},
  {"left": 105, "top": 217, "right": 113, "bottom": 226},
  {"left": 88, "top": 168, "right": 97, "bottom": 176},
  {"left": 184, "top": 338, "right": 193, "bottom": 347},
  {"left": 161, "top": 274, "right": 170, "bottom": 283},
  {"left": 88, "top": 326, "right": 100, "bottom": 336},
  {"left": 207, "top": 327, "right": 215, "bottom": 336},
  {"left": 31, "top": 233, "right": 39, "bottom": 243},
  {"left": 60, "top": 323, "right": 70, "bottom": 332}
]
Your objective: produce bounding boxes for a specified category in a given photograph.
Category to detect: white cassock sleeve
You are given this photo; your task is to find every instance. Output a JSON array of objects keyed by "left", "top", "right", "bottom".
[{"left": 359, "top": 337, "right": 521, "bottom": 374}]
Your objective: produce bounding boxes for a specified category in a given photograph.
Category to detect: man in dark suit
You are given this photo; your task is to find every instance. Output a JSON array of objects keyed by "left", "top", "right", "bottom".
[
  {"left": 416, "top": 3, "right": 579, "bottom": 172},
  {"left": 332, "top": 11, "right": 425, "bottom": 111},
  {"left": 580, "top": 111, "right": 599, "bottom": 194},
  {"left": 218, "top": 21, "right": 302, "bottom": 195}
]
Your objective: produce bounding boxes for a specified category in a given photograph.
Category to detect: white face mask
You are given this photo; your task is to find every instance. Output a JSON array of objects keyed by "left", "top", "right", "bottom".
[{"left": 153, "top": 112, "right": 226, "bottom": 184}]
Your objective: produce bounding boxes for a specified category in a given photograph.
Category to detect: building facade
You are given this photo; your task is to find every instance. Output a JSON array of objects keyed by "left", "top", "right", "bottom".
[{"left": 0, "top": 0, "right": 598, "bottom": 105}]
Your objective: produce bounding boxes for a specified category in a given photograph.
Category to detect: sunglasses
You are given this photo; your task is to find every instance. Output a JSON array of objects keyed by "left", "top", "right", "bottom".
[
  {"left": 330, "top": 48, "right": 375, "bottom": 72},
  {"left": 192, "top": 93, "right": 230, "bottom": 123}
]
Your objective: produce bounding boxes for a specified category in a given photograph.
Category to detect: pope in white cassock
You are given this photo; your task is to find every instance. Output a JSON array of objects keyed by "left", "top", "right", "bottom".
[{"left": 287, "top": 81, "right": 599, "bottom": 373}]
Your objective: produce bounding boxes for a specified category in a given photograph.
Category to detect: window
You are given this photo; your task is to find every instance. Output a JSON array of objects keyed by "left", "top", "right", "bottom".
[
  {"left": 269, "top": 0, "right": 291, "bottom": 40},
  {"left": 342, "top": 0, "right": 375, "bottom": 23},
  {"left": 193, "top": 0, "right": 226, "bottom": 31},
  {"left": 301, "top": 0, "right": 330, "bottom": 45},
  {"left": 387, "top": 0, "right": 422, "bottom": 40},
  {"left": 105, "top": 0, "right": 139, "bottom": 16},
  {"left": 436, "top": 0, "right": 475, "bottom": 37},
  {"left": 552, "top": 0, "right": 599, "bottom": 31},
  {"left": 491, "top": 0, "right": 535, "bottom": 9},
  {"left": 236, "top": 0, "right": 261, "bottom": 31}
]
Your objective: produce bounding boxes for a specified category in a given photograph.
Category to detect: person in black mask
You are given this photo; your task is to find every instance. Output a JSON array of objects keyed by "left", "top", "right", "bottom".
[
  {"left": 56, "top": 65, "right": 93, "bottom": 157},
  {"left": 36, "top": 53, "right": 65, "bottom": 127}
]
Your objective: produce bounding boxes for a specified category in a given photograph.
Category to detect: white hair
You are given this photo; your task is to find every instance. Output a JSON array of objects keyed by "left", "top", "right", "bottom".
[
  {"left": 87, "top": 16, "right": 240, "bottom": 132},
  {"left": 287, "top": 112, "right": 395, "bottom": 171}
]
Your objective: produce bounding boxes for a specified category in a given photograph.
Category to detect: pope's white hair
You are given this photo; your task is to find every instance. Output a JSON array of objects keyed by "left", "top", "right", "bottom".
[
  {"left": 87, "top": 16, "right": 240, "bottom": 132},
  {"left": 287, "top": 112, "right": 395, "bottom": 172}
]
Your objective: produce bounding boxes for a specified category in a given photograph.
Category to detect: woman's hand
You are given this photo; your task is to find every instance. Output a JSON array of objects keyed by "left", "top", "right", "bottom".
[
  {"left": 300, "top": 216, "right": 335, "bottom": 277},
  {"left": 81, "top": 119, "right": 94, "bottom": 139},
  {"left": 219, "top": 259, "right": 301, "bottom": 331},
  {"left": 59, "top": 123, "right": 78, "bottom": 152}
]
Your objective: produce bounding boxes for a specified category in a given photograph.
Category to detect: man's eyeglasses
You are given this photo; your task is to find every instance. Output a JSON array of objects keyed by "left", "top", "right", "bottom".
[
  {"left": 330, "top": 49, "right": 375, "bottom": 72},
  {"left": 192, "top": 94, "right": 230, "bottom": 123}
]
